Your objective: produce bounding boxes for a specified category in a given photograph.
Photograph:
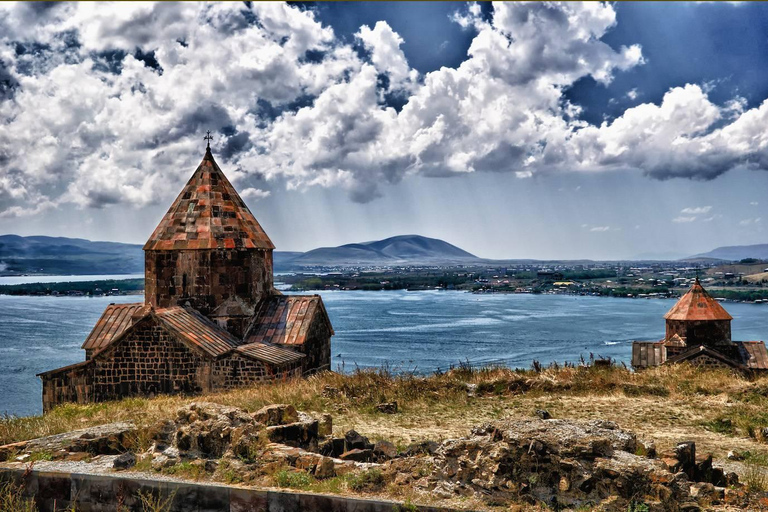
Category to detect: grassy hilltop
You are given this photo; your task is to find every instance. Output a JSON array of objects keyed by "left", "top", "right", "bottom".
[{"left": 4, "top": 363, "right": 768, "bottom": 510}]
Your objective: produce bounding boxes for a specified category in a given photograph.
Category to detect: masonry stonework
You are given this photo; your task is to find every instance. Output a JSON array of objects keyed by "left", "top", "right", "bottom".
[
  {"left": 39, "top": 146, "right": 333, "bottom": 412},
  {"left": 665, "top": 319, "right": 731, "bottom": 347},
  {"left": 145, "top": 249, "right": 273, "bottom": 316}
]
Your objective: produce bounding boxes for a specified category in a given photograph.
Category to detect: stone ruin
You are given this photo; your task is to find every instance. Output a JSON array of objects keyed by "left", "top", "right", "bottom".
[{"left": 0, "top": 404, "right": 754, "bottom": 511}]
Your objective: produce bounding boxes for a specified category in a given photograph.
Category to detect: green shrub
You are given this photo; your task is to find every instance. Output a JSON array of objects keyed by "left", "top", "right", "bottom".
[
  {"left": 274, "top": 470, "right": 313, "bottom": 489},
  {"left": 348, "top": 469, "right": 385, "bottom": 492}
]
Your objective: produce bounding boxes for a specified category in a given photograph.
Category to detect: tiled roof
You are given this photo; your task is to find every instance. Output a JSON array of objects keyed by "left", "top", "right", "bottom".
[
  {"left": 245, "top": 294, "right": 333, "bottom": 346},
  {"left": 631, "top": 341, "right": 666, "bottom": 368},
  {"left": 81, "top": 303, "right": 146, "bottom": 351},
  {"left": 664, "top": 279, "right": 733, "bottom": 321},
  {"left": 154, "top": 306, "right": 240, "bottom": 357},
  {"left": 143, "top": 148, "right": 274, "bottom": 251},
  {"left": 735, "top": 341, "right": 768, "bottom": 370},
  {"left": 236, "top": 342, "right": 305, "bottom": 366}
]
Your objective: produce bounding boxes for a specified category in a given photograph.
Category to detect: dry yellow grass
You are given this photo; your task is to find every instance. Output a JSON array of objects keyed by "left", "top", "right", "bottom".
[{"left": 4, "top": 364, "right": 768, "bottom": 467}]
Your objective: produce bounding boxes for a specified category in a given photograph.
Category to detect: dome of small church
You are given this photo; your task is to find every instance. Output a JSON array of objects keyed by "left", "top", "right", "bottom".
[{"left": 663, "top": 277, "right": 732, "bottom": 322}]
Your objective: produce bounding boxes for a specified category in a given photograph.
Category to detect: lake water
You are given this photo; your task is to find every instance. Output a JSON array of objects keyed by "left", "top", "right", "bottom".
[{"left": 3, "top": 289, "right": 768, "bottom": 417}]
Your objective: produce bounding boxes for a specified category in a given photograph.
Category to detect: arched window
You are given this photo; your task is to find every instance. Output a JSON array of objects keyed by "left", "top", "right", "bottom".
[{"left": 182, "top": 273, "right": 188, "bottom": 296}]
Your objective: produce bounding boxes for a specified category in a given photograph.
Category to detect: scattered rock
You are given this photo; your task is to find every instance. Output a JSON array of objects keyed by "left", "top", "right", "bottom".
[
  {"left": 319, "top": 437, "right": 346, "bottom": 458},
  {"left": 340, "top": 448, "right": 374, "bottom": 462},
  {"left": 402, "top": 440, "right": 439, "bottom": 457},
  {"left": 382, "top": 418, "right": 723, "bottom": 511},
  {"left": 376, "top": 402, "right": 398, "bottom": 414},
  {"left": 374, "top": 440, "right": 398, "bottom": 460},
  {"left": 317, "top": 413, "right": 333, "bottom": 437},
  {"left": 675, "top": 441, "right": 696, "bottom": 479},
  {"left": 689, "top": 482, "right": 715, "bottom": 499},
  {"left": 266, "top": 418, "right": 319, "bottom": 449},
  {"left": 639, "top": 439, "right": 657, "bottom": 458},
  {"left": 253, "top": 404, "right": 298, "bottom": 426},
  {"left": 727, "top": 450, "right": 744, "bottom": 461},
  {"left": 314, "top": 456, "right": 336, "bottom": 479},
  {"left": 344, "top": 430, "right": 373, "bottom": 451},
  {"left": 113, "top": 452, "right": 136, "bottom": 470},
  {"left": 535, "top": 409, "right": 551, "bottom": 420}
]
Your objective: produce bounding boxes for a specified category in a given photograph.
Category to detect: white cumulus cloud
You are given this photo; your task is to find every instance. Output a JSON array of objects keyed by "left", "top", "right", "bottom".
[{"left": 0, "top": 1, "right": 767, "bottom": 217}]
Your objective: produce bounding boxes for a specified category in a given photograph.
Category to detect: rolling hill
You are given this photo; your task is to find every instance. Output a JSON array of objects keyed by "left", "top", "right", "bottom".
[
  {"left": 0, "top": 234, "right": 478, "bottom": 274},
  {"left": 0, "top": 235, "right": 144, "bottom": 275},
  {"left": 275, "top": 235, "right": 478, "bottom": 267},
  {"left": 687, "top": 243, "right": 768, "bottom": 262}
]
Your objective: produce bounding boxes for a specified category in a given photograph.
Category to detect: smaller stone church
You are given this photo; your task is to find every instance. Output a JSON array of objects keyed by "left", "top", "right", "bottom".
[
  {"left": 632, "top": 277, "right": 768, "bottom": 371},
  {"left": 39, "top": 144, "right": 333, "bottom": 412}
]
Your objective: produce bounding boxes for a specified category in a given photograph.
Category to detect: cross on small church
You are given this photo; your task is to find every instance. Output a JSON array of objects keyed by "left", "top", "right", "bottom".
[{"left": 204, "top": 130, "right": 213, "bottom": 149}]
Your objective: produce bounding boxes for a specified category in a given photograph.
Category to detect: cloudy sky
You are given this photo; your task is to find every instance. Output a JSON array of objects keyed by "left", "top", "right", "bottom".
[{"left": 1, "top": 2, "right": 768, "bottom": 260}]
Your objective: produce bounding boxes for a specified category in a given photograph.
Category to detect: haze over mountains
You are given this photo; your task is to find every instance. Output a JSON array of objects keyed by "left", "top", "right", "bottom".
[
  {"left": 4, "top": 234, "right": 768, "bottom": 275},
  {"left": 688, "top": 244, "right": 768, "bottom": 262},
  {"left": 0, "top": 234, "right": 479, "bottom": 275},
  {"left": 0, "top": 235, "right": 144, "bottom": 275}
]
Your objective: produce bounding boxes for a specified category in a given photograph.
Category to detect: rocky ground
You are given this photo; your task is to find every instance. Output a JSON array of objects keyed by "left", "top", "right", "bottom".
[{"left": 1, "top": 401, "right": 762, "bottom": 511}]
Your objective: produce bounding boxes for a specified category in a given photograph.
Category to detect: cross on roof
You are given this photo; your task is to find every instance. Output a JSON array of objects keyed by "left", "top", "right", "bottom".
[{"left": 204, "top": 130, "right": 213, "bottom": 149}]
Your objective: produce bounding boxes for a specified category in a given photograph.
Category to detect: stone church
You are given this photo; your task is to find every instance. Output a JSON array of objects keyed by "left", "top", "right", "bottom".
[
  {"left": 632, "top": 277, "right": 768, "bottom": 371},
  {"left": 39, "top": 144, "right": 333, "bottom": 412}
]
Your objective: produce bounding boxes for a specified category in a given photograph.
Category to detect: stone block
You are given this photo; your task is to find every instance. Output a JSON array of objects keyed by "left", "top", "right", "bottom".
[
  {"left": 317, "top": 413, "right": 333, "bottom": 437},
  {"left": 344, "top": 430, "right": 373, "bottom": 451},
  {"left": 266, "top": 419, "right": 319, "bottom": 448},
  {"left": 253, "top": 404, "right": 299, "bottom": 426},
  {"left": 339, "top": 448, "right": 374, "bottom": 462},
  {"left": 113, "top": 452, "right": 136, "bottom": 470},
  {"left": 373, "top": 440, "right": 398, "bottom": 460},
  {"left": 319, "top": 438, "right": 345, "bottom": 458}
]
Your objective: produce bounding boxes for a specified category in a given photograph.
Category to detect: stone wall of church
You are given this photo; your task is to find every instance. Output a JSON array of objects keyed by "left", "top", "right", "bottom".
[
  {"left": 680, "top": 353, "right": 734, "bottom": 370},
  {"left": 90, "top": 317, "right": 211, "bottom": 402},
  {"left": 145, "top": 248, "right": 273, "bottom": 316},
  {"left": 41, "top": 363, "right": 94, "bottom": 413},
  {"left": 210, "top": 354, "right": 303, "bottom": 389},
  {"left": 666, "top": 319, "right": 731, "bottom": 347},
  {"left": 285, "top": 316, "right": 332, "bottom": 375}
]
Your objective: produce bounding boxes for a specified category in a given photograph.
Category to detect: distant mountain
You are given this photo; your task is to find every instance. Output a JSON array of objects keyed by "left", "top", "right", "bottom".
[
  {"left": 0, "top": 235, "right": 143, "bottom": 275},
  {"left": 687, "top": 243, "right": 768, "bottom": 262},
  {"left": 276, "top": 235, "right": 478, "bottom": 267},
  {"left": 1, "top": 234, "right": 478, "bottom": 274}
]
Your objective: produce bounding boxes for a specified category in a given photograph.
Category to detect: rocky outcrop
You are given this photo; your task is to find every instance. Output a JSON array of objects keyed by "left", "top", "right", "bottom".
[
  {"left": 0, "top": 404, "right": 748, "bottom": 511},
  {"left": 0, "top": 422, "right": 136, "bottom": 462},
  {"left": 382, "top": 418, "right": 737, "bottom": 511}
]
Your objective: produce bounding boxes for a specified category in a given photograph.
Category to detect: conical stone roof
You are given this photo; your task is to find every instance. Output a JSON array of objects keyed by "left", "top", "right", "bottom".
[
  {"left": 144, "top": 148, "right": 274, "bottom": 251},
  {"left": 664, "top": 278, "right": 732, "bottom": 321}
]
